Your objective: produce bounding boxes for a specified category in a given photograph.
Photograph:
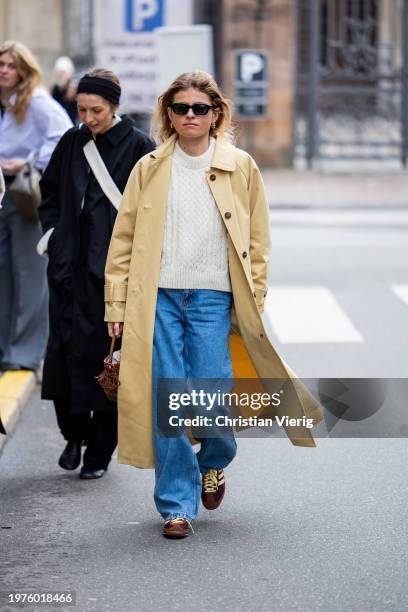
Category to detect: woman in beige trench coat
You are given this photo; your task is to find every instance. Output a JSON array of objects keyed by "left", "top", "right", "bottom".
[{"left": 105, "top": 71, "right": 323, "bottom": 538}]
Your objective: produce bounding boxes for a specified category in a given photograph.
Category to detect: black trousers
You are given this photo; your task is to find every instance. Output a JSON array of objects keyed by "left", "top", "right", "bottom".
[{"left": 54, "top": 398, "right": 117, "bottom": 469}]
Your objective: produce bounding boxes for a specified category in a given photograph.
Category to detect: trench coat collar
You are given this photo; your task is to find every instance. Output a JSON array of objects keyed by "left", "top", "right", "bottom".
[{"left": 149, "top": 133, "right": 237, "bottom": 171}]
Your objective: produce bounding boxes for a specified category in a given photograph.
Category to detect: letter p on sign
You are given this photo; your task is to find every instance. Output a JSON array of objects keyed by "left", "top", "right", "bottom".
[
  {"left": 126, "top": 0, "right": 163, "bottom": 32},
  {"left": 240, "top": 52, "right": 265, "bottom": 82}
]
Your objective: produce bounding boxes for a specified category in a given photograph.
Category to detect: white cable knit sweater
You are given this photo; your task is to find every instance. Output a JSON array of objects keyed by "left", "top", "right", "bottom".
[{"left": 158, "top": 138, "right": 231, "bottom": 292}]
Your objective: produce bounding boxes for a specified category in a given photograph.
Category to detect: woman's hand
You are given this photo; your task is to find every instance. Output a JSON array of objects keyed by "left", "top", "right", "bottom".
[
  {"left": 108, "top": 322, "right": 123, "bottom": 338},
  {"left": 0, "top": 158, "right": 26, "bottom": 175}
]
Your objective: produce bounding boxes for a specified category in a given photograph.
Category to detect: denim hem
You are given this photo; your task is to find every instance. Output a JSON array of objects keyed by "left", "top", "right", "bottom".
[{"left": 163, "top": 513, "right": 193, "bottom": 522}]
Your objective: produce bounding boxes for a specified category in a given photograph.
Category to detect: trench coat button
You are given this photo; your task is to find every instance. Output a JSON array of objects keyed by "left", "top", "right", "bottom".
[
  {"left": 242, "top": 251, "right": 248, "bottom": 258},
  {"left": 210, "top": 174, "right": 216, "bottom": 181},
  {"left": 260, "top": 333, "right": 264, "bottom": 338},
  {"left": 225, "top": 212, "right": 231, "bottom": 219}
]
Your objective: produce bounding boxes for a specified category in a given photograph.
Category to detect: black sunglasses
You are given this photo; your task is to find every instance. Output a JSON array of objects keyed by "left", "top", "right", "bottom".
[{"left": 170, "top": 103, "right": 215, "bottom": 116}]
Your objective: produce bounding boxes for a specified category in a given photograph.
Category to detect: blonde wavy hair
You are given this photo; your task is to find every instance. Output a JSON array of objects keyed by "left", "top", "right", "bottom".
[
  {"left": 0, "top": 40, "right": 42, "bottom": 124},
  {"left": 151, "top": 70, "right": 234, "bottom": 143}
]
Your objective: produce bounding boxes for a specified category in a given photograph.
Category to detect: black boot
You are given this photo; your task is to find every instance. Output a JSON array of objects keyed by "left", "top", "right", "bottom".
[
  {"left": 58, "top": 441, "right": 82, "bottom": 470},
  {"left": 79, "top": 466, "right": 106, "bottom": 480}
]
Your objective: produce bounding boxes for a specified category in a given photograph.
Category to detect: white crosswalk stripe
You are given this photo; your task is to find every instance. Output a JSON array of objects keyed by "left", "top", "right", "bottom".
[
  {"left": 269, "top": 210, "right": 408, "bottom": 227},
  {"left": 262, "top": 286, "right": 364, "bottom": 344},
  {"left": 391, "top": 285, "right": 408, "bottom": 306}
]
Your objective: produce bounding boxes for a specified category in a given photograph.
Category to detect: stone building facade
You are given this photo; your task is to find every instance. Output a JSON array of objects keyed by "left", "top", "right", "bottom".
[
  {"left": 220, "top": 0, "right": 295, "bottom": 166},
  {"left": 196, "top": 0, "right": 296, "bottom": 166},
  {"left": 2, "top": 1, "right": 402, "bottom": 167},
  {"left": 0, "top": 0, "right": 93, "bottom": 85},
  {"left": 1, "top": 0, "right": 295, "bottom": 166}
]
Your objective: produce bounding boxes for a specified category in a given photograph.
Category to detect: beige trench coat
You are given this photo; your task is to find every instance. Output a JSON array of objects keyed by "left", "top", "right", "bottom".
[{"left": 105, "top": 134, "right": 323, "bottom": 469}]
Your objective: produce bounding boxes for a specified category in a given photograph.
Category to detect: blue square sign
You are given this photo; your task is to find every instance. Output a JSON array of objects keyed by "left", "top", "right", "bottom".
[{"left": 125, "top": 0, "right": 164, "bottom": 32}]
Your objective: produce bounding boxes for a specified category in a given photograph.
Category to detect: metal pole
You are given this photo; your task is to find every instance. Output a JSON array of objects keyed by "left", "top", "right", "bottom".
[
  {"left": 401, "top": 0, "right": 408, "bottom": 166},
  {"left": 306, "top": 0, "right": 320, "bottom": 168},
  {"left": 88, "top": 0, "right": 95, "bottom": 66}
]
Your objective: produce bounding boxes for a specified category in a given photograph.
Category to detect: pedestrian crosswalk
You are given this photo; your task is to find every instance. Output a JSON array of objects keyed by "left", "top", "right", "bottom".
[
  {"left": 262, "top": 285, "right": 406, "bottom": 344},
  {"left": 391, "top": 285, "right": 408, "bottom": 306}
]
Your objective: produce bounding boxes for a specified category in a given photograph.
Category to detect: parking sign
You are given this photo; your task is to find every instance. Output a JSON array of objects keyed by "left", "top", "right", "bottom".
[
  {"left": 125, "top": 0, "right": 164, "bottom": 32},
  {"left": 234, "top": 50, "right": 268, "bottom": 118}
]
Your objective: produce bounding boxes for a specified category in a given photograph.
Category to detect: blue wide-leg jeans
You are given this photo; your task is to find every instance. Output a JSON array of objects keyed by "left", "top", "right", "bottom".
[{"left": 153, "top": 289, "right": 237, "bottom": 521}]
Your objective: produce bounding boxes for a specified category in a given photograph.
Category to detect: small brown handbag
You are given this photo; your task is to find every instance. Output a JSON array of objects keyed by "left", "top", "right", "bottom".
[{"left": 96, "top": 336, "right": 120, "bottom": 402}]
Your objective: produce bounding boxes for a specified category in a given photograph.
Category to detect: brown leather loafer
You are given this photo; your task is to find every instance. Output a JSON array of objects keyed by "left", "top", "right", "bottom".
[
  {"left": 163, "top": 518, "right": 193, "bottom": 539},
  {"left": 201, "top": 468, "right": 225, "bottom": 510}
]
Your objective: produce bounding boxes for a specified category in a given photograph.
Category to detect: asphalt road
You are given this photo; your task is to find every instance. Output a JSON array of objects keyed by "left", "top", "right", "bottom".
[
  {"left": 266, "top": 208, "right": 408, "bottom": 378},
  {"left": 1, "top": 390, "right": 407, "bottom": 612},
  {"left": 1, "top": 209, "right": 407, "bottom": 612}
]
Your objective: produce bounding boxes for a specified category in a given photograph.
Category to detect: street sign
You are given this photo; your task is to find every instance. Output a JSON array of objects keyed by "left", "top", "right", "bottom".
[
  {"left": 155, "top": 25, "right": 214, "bottom": 95},
  {"left": 234, "top": 50, "right": 269, "bottom": 119},
  {"left": 125, "top": 0, "right": 164, "bottom": 32}
]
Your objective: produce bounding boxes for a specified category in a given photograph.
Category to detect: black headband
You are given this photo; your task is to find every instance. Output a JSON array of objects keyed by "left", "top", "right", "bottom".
[{"left": 77, "top": 75, "right": 121, "bottom": 105}]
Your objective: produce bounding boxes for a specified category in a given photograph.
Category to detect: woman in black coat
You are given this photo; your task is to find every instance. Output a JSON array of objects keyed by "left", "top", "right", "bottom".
[{"left": 39, "top": 68, "right": 154, "bottom": 479}]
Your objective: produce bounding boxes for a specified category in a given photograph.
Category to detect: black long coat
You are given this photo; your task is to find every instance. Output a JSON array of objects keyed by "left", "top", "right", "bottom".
[{"left": 39, "top": 117, "right": 154, "bottom": 413}]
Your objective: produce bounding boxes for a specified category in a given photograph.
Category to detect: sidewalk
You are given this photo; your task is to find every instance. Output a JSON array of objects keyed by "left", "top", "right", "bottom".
[{"left": 262, "top": 170, "right": 408, "bottom": 209}]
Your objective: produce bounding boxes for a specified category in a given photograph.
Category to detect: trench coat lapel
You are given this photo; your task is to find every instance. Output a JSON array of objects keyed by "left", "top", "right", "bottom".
[
  {"left": 208, "top": 137, "right": 254, "bottom": 290},
  {"left": 142, "top": 135, "right": 175, "bottom": 217},
  {"left": 206, "top": 170, "right": 254, "bottom": 291}
]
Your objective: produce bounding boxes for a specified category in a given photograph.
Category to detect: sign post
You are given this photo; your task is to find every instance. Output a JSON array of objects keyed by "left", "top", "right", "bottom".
[{"left": 234, "top": 50, "right": 269, "bottom": 119}]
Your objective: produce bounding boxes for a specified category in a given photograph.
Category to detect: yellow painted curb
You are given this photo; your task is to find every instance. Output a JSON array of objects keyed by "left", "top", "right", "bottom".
[
  {"left": 0, "top": 398, "right": 20, "bottom": 433},
  {"left": 0, "top": 371, "right": 36, "bottom": 452}
]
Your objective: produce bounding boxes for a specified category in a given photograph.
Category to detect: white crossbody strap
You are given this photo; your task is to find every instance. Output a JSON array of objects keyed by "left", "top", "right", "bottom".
[{"left": 83, "top": 140, "right": 122, "bottom": 211}]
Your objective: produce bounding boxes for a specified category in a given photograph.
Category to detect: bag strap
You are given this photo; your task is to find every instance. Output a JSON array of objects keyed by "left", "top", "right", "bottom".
[
  {"left": 83, "top": 140, "right": 122, "bottom": 211},
  {"left": 108, "top": 335, "right": 120, "bottom": 363}
]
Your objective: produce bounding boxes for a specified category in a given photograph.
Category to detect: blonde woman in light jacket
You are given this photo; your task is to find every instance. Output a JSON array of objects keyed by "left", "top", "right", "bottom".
[
  {"left": 0, "top": 41, "right": 72, "bottom": 372},
  {"left": 105, "top": 71, "right": 322, "bottom": 539}
]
